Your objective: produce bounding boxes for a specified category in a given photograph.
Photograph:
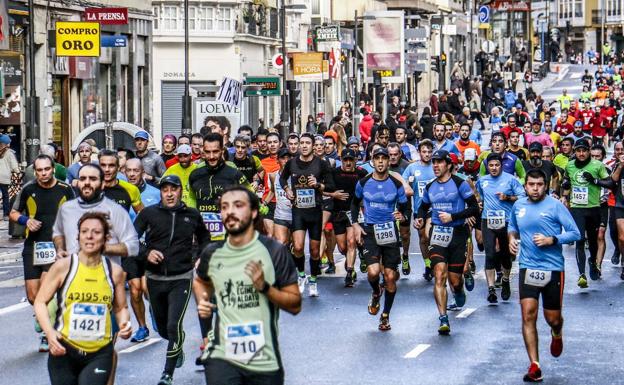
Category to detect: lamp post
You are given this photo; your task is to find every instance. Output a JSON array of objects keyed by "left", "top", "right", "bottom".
[
  {"left": 280, "top": 1, "right": 306, "bottom": 134},
  {"left": 26, "top": 0, "right": 39, "bottom": 162},
  {"left": 181, "top": 0, "right": 192, "bottom": 135},
  {"left": 353, "top": 11, "right": 376, "bottom": 136}
]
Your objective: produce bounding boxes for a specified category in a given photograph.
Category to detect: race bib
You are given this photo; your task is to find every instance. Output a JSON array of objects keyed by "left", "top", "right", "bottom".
[
  {"left": 33, "top": 242, "right": 56, "bottom": 266},
  {"left": 373, "top": 222, "right": 397, "bottom": 245},
  {"left": 225, "top": 321, "right": 265, "bottom": 364},
  {"left": 296, "top": 189, "right": 315, "bottom": 208},
  {"left": 486, "top": 210, "right": 506, "bottom": 230},
  {"left": 417, "top": 181, "right": 427, "bottom": 197},
  {"left": 202, "top": 213, "right": 225, "bottom": 239},
  {"left": 68, "top": 303, "right": 107, "bottom": 341},
  {"left": 524, "top": 269, "right": 552, "bottom": 288},
  {"left": 571, "top": 186, "right": 588, "bottom": 205},
  {"left": 431, "top": 225, "right": 453, "bottom": 247}
]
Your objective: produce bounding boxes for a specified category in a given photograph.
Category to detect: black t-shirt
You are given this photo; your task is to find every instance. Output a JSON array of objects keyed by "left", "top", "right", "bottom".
[
  {"left": 252, "top": 150, "right": 270, "bottom": 160},
  {"left": 522, "top": 159, "right": 557, "bottom": 188},
  {"left": 279, "top": 156, "right": 335, "bottom": 211},
  {"left": 14, "top": 181, "right": 75, "bottom": 246},
  {"left": 330, "top": 167, "right": 368, "bottom": 212},
  {"left": 508, "top": 148, "right": 527, "bottom": 161}
]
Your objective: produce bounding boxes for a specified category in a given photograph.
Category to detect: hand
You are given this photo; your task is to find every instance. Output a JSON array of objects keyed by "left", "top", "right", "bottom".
[
  {"left": 413, "top": 218, "right": 424, "bottom": 230},
  {"left": 438, "top": 211, "right": 452, "bottom": 224},
  {"left": 143, "top": 172, "right": 153, "bottom": 181},
  {"left": 352, "top": 223, "right": 366, "bottom": 245},
  {"left": 47, "top": 331, "right": 67, "bottom": 356},
  {"left": 393, "top": 211, "right": 404, "bottom": 222},
  {"left": 509, "top": 238, "right": 519, "bottom": 256},
  {"left": 244, "top": 260, "right": 266, "bottom": 292},
  {"left": 26, "top": 219, "right": 42, "bottom": 232},
  {"left": 197, "top": 292, "right": 217, "bottom": 319},
  {"left": 307, "top": 175, "right": 318, "bottom": 187},
  {"left": 56, "top": 250, "right": 69, "bottom": 259},
  {"left": 496, "top": 192, "right": 507, "bottom": 201},
  {"left": 581, "top": 171, "right": 596, "bottom": 184},
  {"left": 533, "top": 233, "right": 554, "bottom": 247},
  {"left": 285, "top": 188, "right": 294, "bottom": 201},
  {"left": 333, "top": 190, "right": 349, "bottom": 201},
  {"left": 465, "top": 216, "right": 476, "bottom": 227},
  {"left": 118, "top": 321, "right": 132, "bottom": 340},
  {"left": 147, "top": 250, "right": 164, "bottom": 264}
]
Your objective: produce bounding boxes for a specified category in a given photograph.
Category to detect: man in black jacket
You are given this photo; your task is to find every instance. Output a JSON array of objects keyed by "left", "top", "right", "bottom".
[{"left": 134, "top": 174, "right": 210, "bottom": 385}]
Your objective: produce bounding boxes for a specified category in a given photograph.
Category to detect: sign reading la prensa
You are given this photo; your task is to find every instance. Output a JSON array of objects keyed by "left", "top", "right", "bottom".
[{"left": 84, "top": 8, "right": 128, "bottom": 25}]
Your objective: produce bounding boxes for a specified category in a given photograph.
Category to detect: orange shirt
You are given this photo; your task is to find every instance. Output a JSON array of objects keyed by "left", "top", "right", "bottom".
[
  {"left": 454, "top": 140, "right": 481, "bottom": 158},
  {"left": 261, "top": 155, "right": 280, "bottom": 202}
]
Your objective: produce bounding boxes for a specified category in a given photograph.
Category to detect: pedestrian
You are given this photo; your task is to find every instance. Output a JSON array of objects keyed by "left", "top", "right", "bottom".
[
  {"left": 0, "top": 134, "right": 19, "bottom": 220},
  {"left": 134, "top": 131, "right": 166, "bottom": 186}
]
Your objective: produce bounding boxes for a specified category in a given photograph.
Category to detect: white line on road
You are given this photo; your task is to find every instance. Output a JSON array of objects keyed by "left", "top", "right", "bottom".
[
  {"left": 570, "top": 73, "right": 583, "bottom": 79},
  {"left": 404, "top": 344, "right": 430, "bottom": 358},
  {"left": 456, "top": 308, "right": 477, "bottom": 318},
  {"left": 119, "top": 337, "right": 163, "bottom": 354},
  {"left": 0, "top": 302, "right": 29, "bottom": 316}
]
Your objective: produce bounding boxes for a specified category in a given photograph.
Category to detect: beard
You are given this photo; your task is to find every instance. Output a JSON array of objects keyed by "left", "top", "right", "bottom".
[
  {"left": 224, "top": 214, "right": 253, "bottom": 236},
  {"left": 80, "top": 187, "right": 103, "bottom": 203}
]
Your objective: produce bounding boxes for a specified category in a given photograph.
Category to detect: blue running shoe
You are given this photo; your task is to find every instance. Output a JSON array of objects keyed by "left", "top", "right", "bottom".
[
  {"left": 438, "top": 315, "right": 450, "bottom": 335},
  {"left": 464, "top": 272, "right": 475, "bottom": 292},
  {"left": 454, "top": 290, "right": 467, "bottom": 307},
  {"left": 131, "top": 326, "right": 150, "bottom": 343}
]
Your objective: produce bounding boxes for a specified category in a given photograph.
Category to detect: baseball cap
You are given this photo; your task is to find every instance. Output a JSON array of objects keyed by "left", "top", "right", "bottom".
[
  {"left": 574, "top": 120, "right": 583, "bottom": 127},
  {"left": 0, "top": 134, "right": 10, "bottom": 145},
  {"left": 528, "top": 142, "right": 543, "bottom": 153},
  {"left": 341, "top": 148, "right": 357, "bottom": 159},
  {"left": 431, "top": 149, "right": 452, "bottom": 163},
  {"left": 372, "top": 147, "right": 389, "bottom": 157},
  {"left": 574, "top": 138, "right": 591, "bottom": 149},
  {"left": 347, "top": 136, "right": 360, "bottom": 146},
  {"left": 134, "top": 131, "right": 149, "bottom": 140},
  {"left": 532, "top": 119, "right": 542, "bottom": 125},
  {"left": 464, "top": 148, "right": 477, "bottom": 161},
  {"left": 277, "top": 148, "right": 291, "bottom": 158},
  {"left": 176, "top": 144, "right": 191, "bottom": 155},
  {"left": 159, "top": 174, "right": 182, "bottom": 188}
]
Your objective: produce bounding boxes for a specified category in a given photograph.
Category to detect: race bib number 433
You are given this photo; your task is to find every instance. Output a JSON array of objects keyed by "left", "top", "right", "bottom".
[
  {"left": 225, "top": 321, "right": 265, "bottom": 364},
  {"left": 524, "top": 269, "right": 552, "bottom": 287}
]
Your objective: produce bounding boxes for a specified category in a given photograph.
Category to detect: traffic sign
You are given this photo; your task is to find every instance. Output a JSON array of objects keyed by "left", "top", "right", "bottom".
[
  {"left": 478, "top": 5, "right": 490, "bottom": 24},
  {"left": 55, "top": 21, "right": 100, "bottom": 57},
  {"left": 101, "top": 35, "right": 127, "bottom": 47}
]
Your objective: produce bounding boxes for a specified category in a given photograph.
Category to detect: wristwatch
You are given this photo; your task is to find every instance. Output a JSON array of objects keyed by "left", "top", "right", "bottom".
[{"left": 260, "top": 281, "right": 271, "bottom": 294}]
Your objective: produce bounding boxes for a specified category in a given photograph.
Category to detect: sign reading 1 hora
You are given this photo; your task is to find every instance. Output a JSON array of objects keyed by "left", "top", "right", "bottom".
[{"left": 55, "top": 21, "right": 101, "bottom": 57}]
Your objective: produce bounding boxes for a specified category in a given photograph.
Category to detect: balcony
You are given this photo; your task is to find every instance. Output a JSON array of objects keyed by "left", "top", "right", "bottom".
[{"left": 237, "top": 4, "right": 279, "bottom": 39}]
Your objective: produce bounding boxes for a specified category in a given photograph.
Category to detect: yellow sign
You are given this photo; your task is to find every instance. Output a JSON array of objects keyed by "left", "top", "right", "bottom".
[
  {"left": 293, "top": 52, "right": 323, "bottom": 82},
  {"left": 56, "top": 21, "right": 101, "bottom": 57},
  {"left": 479, "top": 23, "right": 491, "bottom": 29}
]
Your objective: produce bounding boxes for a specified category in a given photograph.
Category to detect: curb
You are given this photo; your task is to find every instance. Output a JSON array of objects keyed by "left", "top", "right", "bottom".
[{"left": 0, "top": 251, "right": 21, "bottom": 264}]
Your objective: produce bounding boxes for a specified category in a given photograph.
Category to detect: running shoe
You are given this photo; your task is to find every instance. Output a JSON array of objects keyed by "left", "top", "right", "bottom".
[
  {"left": 359, "top": 258, "right": 367, "bottom": 273},
  {"left": 447, "top": 301, "right": 461, "bottom": 311},
  {"left": 470, "top": 260, "right": 476, "bottom": 274},
  {"left": 423, "top": 266, "right": 434, "bottom": 282},
  {"left": 523, "top": 362, "right": 543, "bottom": 382},
  {"left": 438, "top": 315, "right": 450, "bottom": 335},
  {"left": 495, "top": 271, "right": 503, "bottom": 287},
  {"left": 344, "top": 271, "right": 355, "bottom": 288},
  {"left": 39, "top": 335, "right": 49, "bottom": 353},
  {"left": 325, "top": 263, "right": 336, "bottom": 275},
  {"left": 401, "top": 255, "right": 411, "bottom": 275},
  {"left": 454, "top": 290, "right": 466, "bottom": 307},
  {"left": 34, "top": 318, "right": 42, "bottom": 333},
  {"left": 308, "top": 281, "right": 319, "bottom": 297},
  {"left": 464, "top": 272, "right": 475, "bottom": 292},
  {"left": 297, "top": 275, "right": 308, "bottom": 294},
  {"left": 577, "top": 274, "right": 588, "bottom": 289},
  {"left": 589, "top": 263, "right": 599, "bottom": 281},
  {"left": 611, "top": 251, "right": 620, "bottom": 265},
  {"left": 157, "top": 373, "right": 174, "bottom": 385},
  {"left": 321, "top": 255, "right": 329, "bottom": 267},
  {"left": 550, "top": 330, "right": 563, "bottom": 357},
  {"left": 487, "top": 287, "right": 498, "bottom": 304},
  {"left": 368, "top": 289, "right": 383, "bottom": 315},
  {"left": 131, "top": 326, "right": 150, "bottom": 343},
  {"left": 175, "top": 350, "right": 185, "bottom": 368},
  {"left": 352, "top": 269, "right": 357, "bottom": 282},
  {"left": 501, "top": 278, "right": 511, "bottom": 301},
  {"left": 378, "top": 313, "right": 391, "bottom": 331}
]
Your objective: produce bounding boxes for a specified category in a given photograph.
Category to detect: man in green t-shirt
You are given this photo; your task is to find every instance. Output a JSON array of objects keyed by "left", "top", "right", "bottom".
[
  {"left": 194, "top": 186, "right": 301, "bottom": 384},
  {"left": 557, "top": 89, "right": 573, "bottom": 111},
  {"left": 561, "top": 138, "right": 613, "bottom": 289}
]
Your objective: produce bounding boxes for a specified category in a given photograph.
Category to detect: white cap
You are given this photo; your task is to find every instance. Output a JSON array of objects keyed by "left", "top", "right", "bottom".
[
  {"left": 176, "top": 144, "right": 192, "bottom": 155},
  {"left": 464, "top": 148, "right": 476, "bottom": 161}
]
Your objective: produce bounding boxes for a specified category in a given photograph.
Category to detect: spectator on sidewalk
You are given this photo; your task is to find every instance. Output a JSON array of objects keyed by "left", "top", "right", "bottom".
[
  {"left": 419, "top": 107, "right": 435, "bottom": 140},
  {"left": 359, "top": 109, "right": 374, "bottom": 144},
  {"left": 0, "top": 134, "right": 19, "bottom": 220},
  {"left": 429, "top": 90, "right": 439, "bottom": 116}
]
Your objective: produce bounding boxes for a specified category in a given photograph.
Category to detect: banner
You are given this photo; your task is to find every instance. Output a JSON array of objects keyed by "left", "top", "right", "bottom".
[
  {"left": 363, "top": 10, "right": 404, "bottom": 84},
  {"left": 55, "top": 21, "right": 101, "bottom": 57},
  {"left": 193, "top": 99, "right": 240, "bottom": 137},
  {"left": 0, "top": 0, "right": 9, "bottom": 51},
  {"left": 293, "top": 52, "right": 323, "bottom": 82},
  {"left": 216, "top": 77, "right": 243, "bottom": 108}
]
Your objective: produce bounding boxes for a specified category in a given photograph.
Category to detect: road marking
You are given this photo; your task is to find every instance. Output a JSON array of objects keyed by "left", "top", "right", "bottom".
[
  {"left": 0, "top": 277, "right": 24, "bottom": 288},
  {"left": 404, "top": 344, "right": 430, "bottom": 358},
  {"left": 456, "top": 307, "right": 477, "bottom": 318},
  {"left": 570, "top": 73, "right": 583, "bottom": 79},
  {"left": 119, "top": 337, "right": 163, "bottom": 353},
  {"left": 0, "top": 302, "right": 29, "bottom": 316}
]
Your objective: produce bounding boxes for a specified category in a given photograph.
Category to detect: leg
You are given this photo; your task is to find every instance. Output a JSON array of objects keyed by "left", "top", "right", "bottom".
[
  {"left": 609, "top": 208, "right": 620, "bottom": 262},
  {"left": 193, "top": 278, "right": 211, "bottom": 347},
  {"left": 128, "top": 278, "right": 147, "bottom": 328},
  {"left": 291, "top": 230, "right": 307, "bottom": 273},
  {"left": 204, "top": 358, "right": 244, "bottom": 385},
  {"left": 345, "top": 227, "right": 357, "bottom": 269},
  {"left": 25, "top": 279, "right": 41, "bottom": 305},
  {"left": 520, "top": 298, "right": 540, "bottom": 364},
  {"left": 48, "top": 350, "right": 79, "bottom": 385},
  {"left": 146, "top": 279, "right": 169, "bottom": 340},
  {"left": 447, "top": 271, "right": 464, "bottom": 295},
  {"left": 78, "top": 344, "right": 114, "bottom": 385},
  {"left": 596, "top": 226, "right": 606, "bottom": 270},
  {"left": 382, "top": 267, "right": 398, "bottom": 315},
  {"left": 163, "top": 279, "right": 193, "bottom": 376},
  {"left": 263, "top": 219, "right": 274, "bottom": 238},
  {"left": 433, "top": 262, "right": 449, "bottom": 315},
  {"left": 571, "top": 208, "right": 588, "bottom": 275},
  {"left": 272, "top": 223, "right": 291, "bottom": 246},
  {"left": 0, "top": 184, "right": 9, "bottom": 216}
]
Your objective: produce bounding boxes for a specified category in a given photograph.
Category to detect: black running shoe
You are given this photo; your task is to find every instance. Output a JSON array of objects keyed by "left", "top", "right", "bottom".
[
  {"left": 588, "top": 262, "right": 599, "bottom": 281},
  {"left": 378, "top": 313, "right": 391, "bottom": 331},
  {"left": 611, "top": 251, "right": 621, "bottom": 266},
  {"left": 368, "top": 290, "right": 382, "bottom": 315},
  {"left": 423, "top": 266, "right": 434, "bottom": 282},
  {"left": 344, "top": 271, "right": 354, "bottom": 288},
  {"left": 401, "top": 255, "right": 411, "bottom": 275},
  {"left": 487, "top": 287, "right": 498, "bottom": 304},
  {"left": 501, "top": 278, "right": 511, "bottom": 301},
  {"left": 325, "top": 263, "right": 336, "bottom": 275}
]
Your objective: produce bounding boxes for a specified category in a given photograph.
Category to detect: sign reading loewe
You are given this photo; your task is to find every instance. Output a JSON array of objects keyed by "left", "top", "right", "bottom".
[{"left": 85, "top": 8, "right": 128, "bottom": 25}]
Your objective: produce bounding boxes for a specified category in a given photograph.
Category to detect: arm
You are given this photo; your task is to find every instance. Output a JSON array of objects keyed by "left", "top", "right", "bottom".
[
  {"left": 554, "top": 202, "right": 582, "bottom": 244},
  {"left": 263, "top": 284, "right": 301, "bottom": 315},
  {"left": 390, "top": 171, "right": 413, "bottom": 197},
  {"left": 111, "top": 265, "right": 132, "bottom": 339},
  {"left": 318, "top": 160, "right": 335, "bottom": 193},
  {"left": 515, "top": 159, "right": 526, "bottom": 184},
  {"left": 450, "top": 194, "right": 480, "bottom": 221},
  {"left": 106, "top": 210, "right": 140, "bottom": 257},
  {"left": 34, "top": 260, "right": 68, "bottom": 356}
]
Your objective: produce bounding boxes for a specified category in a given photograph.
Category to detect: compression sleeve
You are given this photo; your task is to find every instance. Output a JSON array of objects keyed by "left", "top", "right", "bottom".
[
  {"left": 350, "top": 182, "right": 363, "bottom": 224},
  {"left": 450, "top": 194, "right": 479, "bottom": 221}
]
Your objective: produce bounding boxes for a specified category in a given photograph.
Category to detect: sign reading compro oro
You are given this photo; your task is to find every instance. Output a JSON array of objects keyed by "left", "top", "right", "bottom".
[
  {"left": 56, "top": 21, "right": 101, "bottom": 57},
  {"left": 293, "top": 52, "right": 323, "bottom": 82}
]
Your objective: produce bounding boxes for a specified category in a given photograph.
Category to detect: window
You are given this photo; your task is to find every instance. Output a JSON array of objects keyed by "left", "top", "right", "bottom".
[
  {"left": 216, "top": 7, "right": 232, "bottom": 31},
  {"left": 574, "top": 0, "right": 582, "bottom": 17},
  {"left": 152, "top": 6, "right": 159, "bottom": 30},
  {"left": 163, "top": 6, "right": 178, "bottom": 31},
  {"left": 198, "top": 6, "right": 214, "bottom": 31},
  {"left": 187, "top": 6, "right": 196, "bottom": 30},
  {"left": 154, "top": 3, "right": 232, "bottom": 33}
]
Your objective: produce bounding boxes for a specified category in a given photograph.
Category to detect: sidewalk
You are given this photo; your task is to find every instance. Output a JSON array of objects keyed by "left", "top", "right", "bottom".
[{"left": 0, "top": 221, "right": 24, "bottom": 264}]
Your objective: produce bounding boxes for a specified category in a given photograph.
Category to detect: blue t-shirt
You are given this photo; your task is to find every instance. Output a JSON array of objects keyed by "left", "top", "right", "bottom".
[
  {"left": 422, "top": 175, "right": 474, "bottom": 227},
  {"left": 130, "top": 183, "right": 161, "bottom": 221},
  {"left": 476, "top": 173, "right": 525, "bottom": 221},
  {"left": 402, "top": 161, "right": 435, "bottom": 211},
  {"left": 469, "top": 129, "right": 482, "bottom": 146},
  {"left": 354, "top": 174, "right": 408, "bottom": 225},
  {"left": 508, "top": 196, "right": 581, "bottom": 271},
  {"left": 434, "top": 139, "right": 460, "bottom": 156},
  {"left": 360, "top": 161, "right": 374, "bottom": 174}
]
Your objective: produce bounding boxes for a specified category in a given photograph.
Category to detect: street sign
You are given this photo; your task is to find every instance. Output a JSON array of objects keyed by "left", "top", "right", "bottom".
[
  {"left": 55, "top": 21, "right": 100, "bottom": 57},
  {"left": 244, "top": 76, "right": 280, "bottom": 96},
  {"left": 478, "top": 5, "right": 490, "bottom": 23},
  {"left": 482, "top": 40, "right": 496, "bottom": 54},
  {"left": 101, "top": 35, "right": 127, "bottom": 47},
  {"left": 216, "top": 77, "right": 243, "bottom": 108},
  {"left": 84, "top": 7, "right": 128, "bottom": 25},
  {"left": 430, "top": 15, "right": 442, "bottom": 31},
  {"left": 271, "top": 53, "right": 284, "bottom": 69}
]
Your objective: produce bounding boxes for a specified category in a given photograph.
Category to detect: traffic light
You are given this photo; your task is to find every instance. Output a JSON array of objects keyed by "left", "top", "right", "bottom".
[
  {"left": 440, "top": 53, "right": 447, "bottom": 66},
  {"left": 414, "top": 71, "right": 423, "bottom": 83},
  {"left": 430, "top": 56, "right": 440, "bottom": 72},
  {"left": 373, "top": 71, "right": 382, "bottom": 87}
]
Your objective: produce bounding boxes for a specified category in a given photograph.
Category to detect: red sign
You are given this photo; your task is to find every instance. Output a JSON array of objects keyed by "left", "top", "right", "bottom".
[
  {"left": 492, "top": 1, "right": 530, "bottom": 12},
  {"left": 84, "top": 8, "right": 128, "bottom": 25}
]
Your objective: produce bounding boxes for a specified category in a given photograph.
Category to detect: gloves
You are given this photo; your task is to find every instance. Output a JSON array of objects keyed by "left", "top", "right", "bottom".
[
  {"left": 581, "top": 171, "right": 597, "bottom": 185},
  {"left": 561, "top": 179, "right": 571, "bottom": 190},
  {"left": 259, "top": 203, "right": 269, "bottom": 216}
]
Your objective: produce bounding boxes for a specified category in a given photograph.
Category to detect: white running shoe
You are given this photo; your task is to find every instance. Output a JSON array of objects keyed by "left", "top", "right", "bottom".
[
  {"left": 297, "top": 275, "right": 308, "bottom": 294},
  {"left": 308, "top": 281, "right": 319, "bottom": 297}
]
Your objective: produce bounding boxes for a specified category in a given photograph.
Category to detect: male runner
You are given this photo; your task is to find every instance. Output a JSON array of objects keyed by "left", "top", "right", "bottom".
[{"left": 162, "top": 144, "right": 199, "bottom": 207}]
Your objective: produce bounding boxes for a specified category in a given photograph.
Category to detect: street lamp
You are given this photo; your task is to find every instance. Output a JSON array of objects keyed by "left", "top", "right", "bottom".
[
  {"left": 353, "top": 12, "right": 376, "bottom": 136},
  {"left": 182, "top": 0, "right": 192, "bottom": 135},
  {"left": 280, "top": 2, "right": 306, "bottom": 134}
]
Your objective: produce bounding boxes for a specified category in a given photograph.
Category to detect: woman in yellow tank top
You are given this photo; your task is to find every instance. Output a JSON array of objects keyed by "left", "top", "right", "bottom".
[{"left": 34, "top": 212, "right": 132, "bottom": 385}]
